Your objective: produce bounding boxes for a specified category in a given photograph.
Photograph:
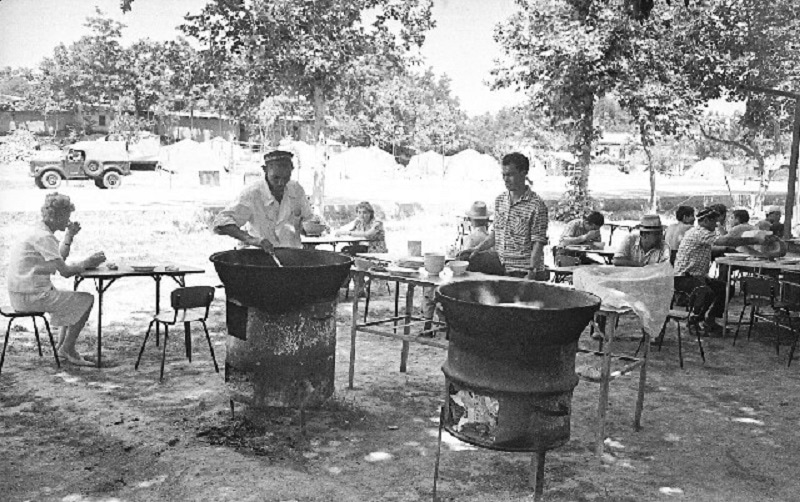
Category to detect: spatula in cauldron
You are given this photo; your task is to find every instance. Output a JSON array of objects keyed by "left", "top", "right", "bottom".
[{"left": 267, "top": 251, "right": 284, "bottom": 267}]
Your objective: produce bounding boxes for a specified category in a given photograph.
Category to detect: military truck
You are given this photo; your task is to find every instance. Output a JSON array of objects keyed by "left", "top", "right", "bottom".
[{"left": 29, "top": 143, "right": 131, "bottom": 189}]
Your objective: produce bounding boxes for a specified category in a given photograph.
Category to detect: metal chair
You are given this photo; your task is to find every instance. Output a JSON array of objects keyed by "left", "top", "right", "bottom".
[
  {"left": 652, "top": 285, "right": 709, "bottom": 368},
  {"left": 0, "top": 306, "right": 60, "bottom": 375},
  {"left": 772, "top": 280, "right": 800, "bottom": 366},
  {"left": 135, "top": 286, "right": 218, "bottom": 381},
  {"left": 733, "top": 275, "right": 776, "bottom": 346}
]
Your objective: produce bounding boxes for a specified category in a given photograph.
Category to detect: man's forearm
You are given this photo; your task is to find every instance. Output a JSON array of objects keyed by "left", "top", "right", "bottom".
[
  {"left": 216, "top": 224, "right": 257, "bottom": 245},
  {"left": 530, "top": 241, "right": 545, "bottom": 270}
]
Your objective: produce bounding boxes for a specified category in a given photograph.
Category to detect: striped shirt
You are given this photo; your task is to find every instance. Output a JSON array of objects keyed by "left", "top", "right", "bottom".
[
  {"left": 674, "top": 227, "right": 717, "bottom": 277},
  {"left": 494, "top": 188, "right": 549, "bottom": 272}
]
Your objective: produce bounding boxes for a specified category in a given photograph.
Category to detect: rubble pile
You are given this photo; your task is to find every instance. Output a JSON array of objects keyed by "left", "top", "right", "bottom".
[{"left": 0, "top": 130, "right": 39, "bottom": 163}]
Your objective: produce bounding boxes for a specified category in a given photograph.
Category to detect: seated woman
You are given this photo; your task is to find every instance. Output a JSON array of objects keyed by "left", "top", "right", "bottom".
[
  {"left": 336, "top": 201, "right": 388, "bottom": 254},
  {"left": 6, "top": 193, "right": 106, "bottom": 366}
]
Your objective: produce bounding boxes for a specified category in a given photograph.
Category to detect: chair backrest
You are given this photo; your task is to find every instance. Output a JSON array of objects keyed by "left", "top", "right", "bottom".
[
  {"left": 778, "top": 280, "right": 800, "bottom": 308},
  {"left": 741, "top": 275, "right": 776, "bottom": 300},
  {"left": 687, "top": 285, "right": 715, "bottom": 311},
  {"left": 555, "top": 255, "right": 580, "bottom": 267},
  {"left": 171, "top": 286, "right": 215, "bottom": 317}
]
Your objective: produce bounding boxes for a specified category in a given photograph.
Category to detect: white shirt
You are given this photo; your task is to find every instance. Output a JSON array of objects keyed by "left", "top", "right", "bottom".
[
  {"left": 213, "top": 178, "right": 313, "bottom": 248},
  {"left": 7, "top": 221, "right": 62, "bottom": 293}
]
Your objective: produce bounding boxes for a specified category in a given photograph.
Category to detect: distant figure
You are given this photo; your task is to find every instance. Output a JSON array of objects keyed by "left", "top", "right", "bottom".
[
  {"left": 756, "top": 206, "right": 784, "bottom": 236},
  {"left": 336, "top": 201, "right": 387, "bottom": 254},
  {"left": 213, "top": 150, "right": 314, "bottom": 250},
  {"left": 459, "top": 201, "right": 492, "bottom": 252},
  {"left": 613, "top": 214, "right": 670, "bottom": 267},
  {"left": 664, "top": 205, "right": 695, "bottom": 257},
  {"left": 727, "top": 210, "right": 758, "bottom": 255},
  {"left": 6, "top": 193, "right": 106, "bottom": 366},
  {"left": 461, "top": 152, "right": 549, "bottom": 280}
]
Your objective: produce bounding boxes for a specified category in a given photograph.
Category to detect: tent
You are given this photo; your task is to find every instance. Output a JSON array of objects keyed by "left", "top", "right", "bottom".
[
  {"left": 158, "top": 139, "right": 225, "bottom": 186},
  {"left": 327, "top": 146, "right": 399, "bottom": 181},
  {"left": 444, "top": 149, "right": 498, "bottom": 181},
  {"left": 684, "top": 158, "right": 726, "bottom": 181},
  {"left": 406, "top": 150, "right": 446, "bottom": 179}
]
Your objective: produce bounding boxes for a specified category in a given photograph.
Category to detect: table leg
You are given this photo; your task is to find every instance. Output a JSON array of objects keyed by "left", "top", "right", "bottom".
[
  {"left": 348, "top": 273, "right": 363, "bottom": 389},
  {"left": 634, "top": 328, "right": 650, "bottom": 430},
  {"left": 154, "top": 276, "right": 162, "bottom": 347},
  {"left": 596, "top": 311, "right": 616, "bottom": 458},
  {"left": 399, "top": 283, "right": 415, "bottom": 373},
  {"left": 96, "top": 278, "right": 103, "bottom": 368},
  {"left": 721, "top": 264, "right": 733, "bottom": 335}
]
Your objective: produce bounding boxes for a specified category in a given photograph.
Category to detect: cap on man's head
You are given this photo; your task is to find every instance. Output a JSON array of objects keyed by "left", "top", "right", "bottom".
[
  {"left": 696, "top": 207, "right": 720, "bottom": 221},
  {"left": 766, "top": 205, "right": 782, "bottom": 215},
  {"left": 466, "top": 201, "right": 490, "bottom": 220},
  {"left": 639, "top": 214, "right": 663, "bottom": 233},
  {"left": 263, "top": 150, "right": 294, "bottom": 166}
]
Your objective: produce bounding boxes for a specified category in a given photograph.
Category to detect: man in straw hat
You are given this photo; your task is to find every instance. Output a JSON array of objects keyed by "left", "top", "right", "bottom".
[
  {"left": 675, "top": 206, "right": 779, "bottom": 333},
  {"left": 462, "top": 201, "right": 492, "bottom": 250},
  {"left": 214, "top": 150, "right": 315, "bottom": 251},
  {"left": 612, "top": 214, "right": 670, "bottom": 267}
]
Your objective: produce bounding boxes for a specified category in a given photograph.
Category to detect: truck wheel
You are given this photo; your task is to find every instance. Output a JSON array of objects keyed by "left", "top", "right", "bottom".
[
  {"left": 37, "top": 170, "right": 63, "bottom": 189},
  {"left": 102, "top": 170, "right": 122, "bottom": 189},
  {"left": 85, "top": 160, "right": 102, "bottom": 176}
]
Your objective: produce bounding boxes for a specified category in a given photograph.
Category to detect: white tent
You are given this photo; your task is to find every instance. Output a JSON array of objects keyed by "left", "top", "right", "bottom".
[
  {"left": 328, "top": 146, "right": 399, "bottom": 181},
  {"left": 444, "top": 149, "right": 498, "bottom": 181},
  {"left": 406, "top": 150, "right": 446, "bottom": 179},
  {"left": 158, "top": 139, "right": 225, "bottom": 185},
  {"left": 685, "top": 158, "right": 726, "bottom": 181}
]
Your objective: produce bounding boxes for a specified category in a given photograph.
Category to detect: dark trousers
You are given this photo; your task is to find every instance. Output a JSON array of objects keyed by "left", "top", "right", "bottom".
[
  {"left": 467, "top": 251, "right": 547, "bottom": 281},
  {"left": 674, "top": 275, "right": 728, "bottom": 320}
]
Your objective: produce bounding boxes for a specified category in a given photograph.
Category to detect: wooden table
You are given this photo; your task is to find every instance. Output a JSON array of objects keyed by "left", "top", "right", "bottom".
[
  {"left": 74, "top": 264, "right": 204, "bottom": 368},
  {"left": 301, "top": 235, "right": 368, "bottom": 251},
  {"left": 716, "top": 255, "right": 800, "bottom": 334},
  {"left": 563, "top": 246, "right": 615, "bottom": 264},
  {"left": 546, "top": 264, "right": 581, "bottom": 283},
  {"left": 347, "top": 269, "right": 501, "bottom": 389}
]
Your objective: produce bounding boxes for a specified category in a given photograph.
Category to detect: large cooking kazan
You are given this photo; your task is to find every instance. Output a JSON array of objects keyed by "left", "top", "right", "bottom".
[
  {"left": 434, "top": 279, "right": 600, "bottom": 498},
  {"left": 210, "top": 248, "right": 352, "bottom": 313},
  {"left": 210, "top": 248, "right": 353, "bottom": 413}
]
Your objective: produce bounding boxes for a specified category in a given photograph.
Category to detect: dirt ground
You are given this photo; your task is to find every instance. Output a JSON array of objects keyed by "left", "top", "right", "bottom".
[
  {"left": 2, "top": 282, "right": 800, "bottom": 502},
  {"left": 2, "top": 162, "right": 800, "bottom": 501}
]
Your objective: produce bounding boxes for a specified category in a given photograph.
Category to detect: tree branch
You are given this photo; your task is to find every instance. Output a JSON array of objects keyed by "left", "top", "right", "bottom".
[{"left": 699, "top": 125, "right": 763, "bottom": 165}]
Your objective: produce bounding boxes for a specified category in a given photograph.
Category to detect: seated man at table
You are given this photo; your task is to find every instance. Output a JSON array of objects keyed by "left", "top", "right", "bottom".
[
  {"left": 674, "top": 206, "right": 778, "bottom": 333},
  {"left": 213, "top": 150, "right": 315, "bottom": 251},
  {"left": 612, "top": 214, "right": 671, "bottom": 267},
  {"left": 756, "top": 206, "right": 785, "bottom": 237},
  {"left": 558, "top": 211, "right": 605, "bottom": 264}
]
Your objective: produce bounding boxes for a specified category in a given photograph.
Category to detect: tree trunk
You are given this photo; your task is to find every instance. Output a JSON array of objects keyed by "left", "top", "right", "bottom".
[
  {"left": 639, "top": 121, "right": 658, "bottom": 213},
  {"left": 311, "top": 82, "right": 326, "bottom": 213}
]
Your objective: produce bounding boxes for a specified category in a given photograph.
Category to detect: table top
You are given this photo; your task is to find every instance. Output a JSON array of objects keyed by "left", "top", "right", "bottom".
[
  {"left": 564, "top": 246, "right": 615, "bottom": 257},
  {"left": 301, "top": 235, "right": 368, "bottom": 245},
  {"left": 604, "top": 220, "right": 641, "bottom": 229},
  {"left": 354, "top": 268, "right": 530, "bottom": 287},
  {"left": 715, "top": 255, "right": 800, "bottom": 271},
  {"left": 78, "top": 264, "right": 205, "bottom": 279}
]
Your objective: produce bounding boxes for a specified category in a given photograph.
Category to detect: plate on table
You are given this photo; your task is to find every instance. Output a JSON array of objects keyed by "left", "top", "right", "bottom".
[
  {"left": 385, "top": 266, "right": 420, "bottom": 277},
  {"left": 396, "top": 256, "right": 425, "bottom": 269},
  {"left": 567, "top": 245, "right": 592, "bottom": 251},
  {"left": 131, "top": 265, "right": 156, "bottom": 272}
]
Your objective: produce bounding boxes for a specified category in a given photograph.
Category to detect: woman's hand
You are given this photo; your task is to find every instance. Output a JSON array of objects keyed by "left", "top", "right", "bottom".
[
  {"left": 84, "top": 251, "right": 106, "bottom": 269},
  {"left": 65, "top": 221, "right": 81, "bottom": 242}
]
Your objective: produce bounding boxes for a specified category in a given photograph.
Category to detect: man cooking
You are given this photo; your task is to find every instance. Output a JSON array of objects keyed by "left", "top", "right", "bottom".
[{"left": 213, "top": 150, "right": 314, "bottom": 251}]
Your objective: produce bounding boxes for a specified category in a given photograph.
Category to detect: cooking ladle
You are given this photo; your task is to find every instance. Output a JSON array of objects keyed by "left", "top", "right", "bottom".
[{"left": 267, "top": 251, "right": 284, "bottom": 267}]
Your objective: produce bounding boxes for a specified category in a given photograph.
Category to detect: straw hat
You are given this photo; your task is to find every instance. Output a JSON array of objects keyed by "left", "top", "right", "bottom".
[
  {"left": 766, "top": 205, "right": 783, "bottom": 216},
  {"left": 696, "top": 207, "right": 720, "bottom": 221},
  {"left": 466, "top": 201, "right": 490, "bottom": 220},
  {"left": 639, "top": 214, "right": 663, "bottom": 233}
]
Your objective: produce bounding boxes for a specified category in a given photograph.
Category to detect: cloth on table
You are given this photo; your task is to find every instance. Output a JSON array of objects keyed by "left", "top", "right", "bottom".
[{"left": 572, "top": 262, "right": 674, "bottom": 336}]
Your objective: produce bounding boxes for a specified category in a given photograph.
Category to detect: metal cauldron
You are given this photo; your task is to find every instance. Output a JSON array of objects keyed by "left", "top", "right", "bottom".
[
  {"left": 210, "top": 248, "right": 353, "bottom": 411},
  {"left": 436, "top": 280, "right": 600, "bottom": 452}
]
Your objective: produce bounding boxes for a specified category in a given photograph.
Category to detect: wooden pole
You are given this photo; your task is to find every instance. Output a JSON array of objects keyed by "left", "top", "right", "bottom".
[{"left": 786, "top": 102, "right": 800, "bottom": 238}]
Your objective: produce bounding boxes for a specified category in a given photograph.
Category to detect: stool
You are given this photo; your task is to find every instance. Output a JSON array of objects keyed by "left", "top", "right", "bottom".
[{"left": 0, "top": 306, "right": 60, "bottom": 375}]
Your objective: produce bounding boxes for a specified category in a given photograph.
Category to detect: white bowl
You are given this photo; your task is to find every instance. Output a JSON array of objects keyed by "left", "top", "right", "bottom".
[{"left": 447, "top": 260, "right": 469, "bottom": 276}]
